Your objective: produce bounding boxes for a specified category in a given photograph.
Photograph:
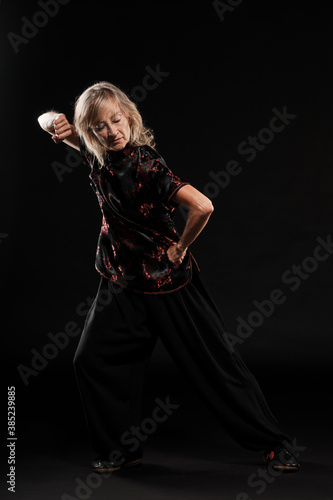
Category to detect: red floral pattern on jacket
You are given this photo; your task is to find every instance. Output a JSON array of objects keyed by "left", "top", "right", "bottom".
[{"left": 79, "top": 138, "right": 200, "bottom": 294}]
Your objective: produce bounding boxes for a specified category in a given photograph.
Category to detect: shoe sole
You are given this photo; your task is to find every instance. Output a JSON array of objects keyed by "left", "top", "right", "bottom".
[
  {"left": 263, "top": 457, "right": 300, "bottom": 471},
  {"left": 93, "top": 459, "right": 141, "bottom": 473},
  {"left": 271, "top": 464, "right": 300, "bottom": 472}
]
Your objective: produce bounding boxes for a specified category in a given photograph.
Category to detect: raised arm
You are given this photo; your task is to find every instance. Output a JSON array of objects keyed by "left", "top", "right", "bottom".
[{"left": 37, "top": 111, "right": 80, "bottom": 151}]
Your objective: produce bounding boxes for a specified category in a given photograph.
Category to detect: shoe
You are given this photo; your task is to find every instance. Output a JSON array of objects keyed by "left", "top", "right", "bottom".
[
  {"left": 263, "top": 445, "right": 300, "bottom": 472},
  {"left": 92, "top": 455, "right": 141, "bottom": 473}
]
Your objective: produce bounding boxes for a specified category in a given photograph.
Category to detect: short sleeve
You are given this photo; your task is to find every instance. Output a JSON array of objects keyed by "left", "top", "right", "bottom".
[{"left": 146, "top": 148, "right": 190, "bottom": 205}]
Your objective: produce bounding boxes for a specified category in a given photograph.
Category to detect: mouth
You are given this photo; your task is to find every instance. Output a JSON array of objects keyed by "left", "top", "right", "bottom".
[{"left": 112, "top": 137, "right": 122, "bottom": 144}]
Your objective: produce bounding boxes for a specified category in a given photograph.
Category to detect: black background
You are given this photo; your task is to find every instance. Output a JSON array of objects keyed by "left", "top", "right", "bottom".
[{"left": 1, "top": 1, "right": 333, "bottom": 498}]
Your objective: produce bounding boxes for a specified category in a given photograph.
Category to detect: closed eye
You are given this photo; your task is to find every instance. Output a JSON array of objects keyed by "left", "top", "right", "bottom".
[
  {"left": 95, "top": 118, "right": 121, "bottom": 131},
  {"left": 95, "top": 124, "right": 106, "bottom": 131}
]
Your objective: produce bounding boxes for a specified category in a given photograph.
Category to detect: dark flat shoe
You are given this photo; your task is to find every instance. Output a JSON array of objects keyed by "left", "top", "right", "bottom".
[{"left": 263, "top": 445, "right": 300, "bottom": 472}]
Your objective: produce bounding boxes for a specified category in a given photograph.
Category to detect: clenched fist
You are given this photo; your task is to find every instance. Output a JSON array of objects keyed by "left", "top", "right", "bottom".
[
  {"left": 166, "top": 242, "right": 187, "bottom": 267},
  {"left": 52, "top": 113, "right": 75, "bottom": 144}
]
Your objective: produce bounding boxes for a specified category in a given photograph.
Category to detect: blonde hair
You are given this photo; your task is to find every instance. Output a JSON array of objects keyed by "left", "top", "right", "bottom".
[{"left": 74, "top": 81, "right": 155, "bottom": 167}]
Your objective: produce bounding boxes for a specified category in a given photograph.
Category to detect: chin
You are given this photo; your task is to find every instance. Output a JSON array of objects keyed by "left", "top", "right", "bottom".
[
  {"left": 105, "top": 138, "right": 130, "bottom": 152},
  {"left": 109, "top": 139, "right": 127, "bottom": 150},
  {"left": 113, "top": 143, "right": 124, "bottom": 150}
]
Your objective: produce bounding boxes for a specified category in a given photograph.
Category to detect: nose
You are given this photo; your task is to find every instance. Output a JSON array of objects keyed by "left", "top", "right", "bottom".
[{"left": 106, "top": 122, "right": 118, "bottom": 137}]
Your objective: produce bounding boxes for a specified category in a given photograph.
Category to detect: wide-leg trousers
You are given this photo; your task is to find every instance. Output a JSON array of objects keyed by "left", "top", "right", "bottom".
[{"left": 73, "top": 264, "right": 292, "bottom": 461}]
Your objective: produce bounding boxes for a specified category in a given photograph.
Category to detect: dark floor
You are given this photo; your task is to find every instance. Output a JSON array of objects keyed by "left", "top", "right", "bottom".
[{"left": 4, "top": 366, "right": 333, "bottom": 500}]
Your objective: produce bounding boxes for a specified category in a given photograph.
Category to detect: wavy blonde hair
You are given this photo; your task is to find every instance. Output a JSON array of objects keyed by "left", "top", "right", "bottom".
[{"left": 74, "top": 81, "right": 155, "bottom": 167}]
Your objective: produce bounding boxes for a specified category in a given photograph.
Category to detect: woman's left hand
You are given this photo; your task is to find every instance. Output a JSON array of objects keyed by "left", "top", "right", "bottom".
[{"left": 166, "top": 243, "right": 187, "bottom": 267}]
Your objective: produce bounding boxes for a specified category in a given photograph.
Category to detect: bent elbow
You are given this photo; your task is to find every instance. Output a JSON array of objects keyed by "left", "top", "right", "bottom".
[
  {"left": 193, "top": 197, "right": 214, "bottom": 215},
  {"left": 202, "top": 200, "right": 214, "bottom": 215}
]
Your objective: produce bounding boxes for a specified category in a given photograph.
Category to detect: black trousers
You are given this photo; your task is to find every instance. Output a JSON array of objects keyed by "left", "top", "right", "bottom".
[{"left": 73, "top": 264, "right": 291, "bottom": 461}]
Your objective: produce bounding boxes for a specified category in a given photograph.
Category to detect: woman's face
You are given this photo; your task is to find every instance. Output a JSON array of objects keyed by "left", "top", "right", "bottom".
[{"left": 92, "top": 96, "right": 131, "bottom": 151}]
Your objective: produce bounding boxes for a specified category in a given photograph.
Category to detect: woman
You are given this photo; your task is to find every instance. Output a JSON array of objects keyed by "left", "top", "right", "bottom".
[{"left": 37, "top": 81, "right": 300, "bottom": 473}]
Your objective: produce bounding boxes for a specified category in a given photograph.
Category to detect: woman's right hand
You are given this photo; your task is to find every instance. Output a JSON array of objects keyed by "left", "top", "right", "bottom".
[
  {"left": 52, "top": 113, "right": 75, "bottom": 144},
  {"left": 37, "top": 111, "right": 80, "bottom": 151}
]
